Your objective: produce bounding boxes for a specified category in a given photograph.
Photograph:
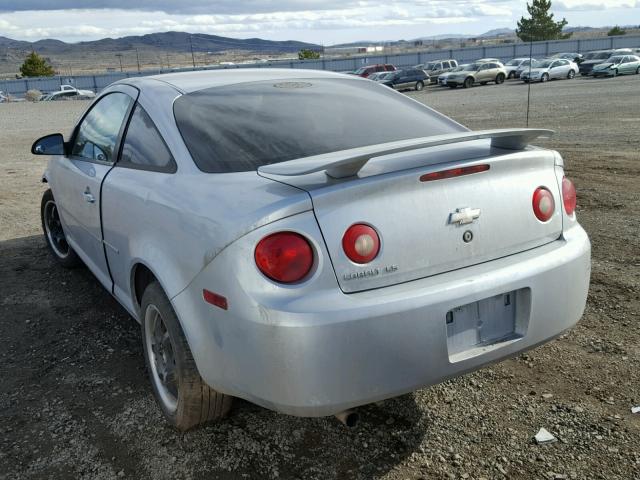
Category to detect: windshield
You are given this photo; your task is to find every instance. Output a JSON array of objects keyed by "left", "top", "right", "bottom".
[
  {"left": 174, "top": 78, "right": 463, "bottom": 173},
  {"left": 451, "top": 65, "right": 468, "bottom": 72},
  {"left": 606, "top": 56, "right": 624, "bottom": 63},
  {"left": 533, "top": 60, "right": 553, "bottom": 68},
  {"left": 425, "top": 62, "right": 438, "bottom": 69},
  {"left": 353, "top": 67, "right": 368, "bottom": 74},
  {"left": 505, "top": 59, "right": 521, "bottom": 66},
  {"left": 377, "top": 72, "right": 393, "bottom": 80},
  {"left": 463, "top": 63, "right": 482, "bottom": 71},
  {"left": 595, "top": 52, "right": 612, "bottom": 59}
]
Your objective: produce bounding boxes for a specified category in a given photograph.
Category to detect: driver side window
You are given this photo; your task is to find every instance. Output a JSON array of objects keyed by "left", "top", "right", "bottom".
[{"left": 71, "top": 93, "right": 133, "bottom": 164}]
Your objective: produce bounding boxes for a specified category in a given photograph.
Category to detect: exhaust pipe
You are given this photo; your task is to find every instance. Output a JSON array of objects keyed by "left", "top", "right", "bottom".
[{"left": 335, "top": 410, "right": 359, "bottom": 428}]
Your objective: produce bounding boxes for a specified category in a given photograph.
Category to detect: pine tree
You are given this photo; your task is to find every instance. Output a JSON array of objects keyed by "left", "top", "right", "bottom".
[
  {"left": 607, "top": 26, "right": 626, "bottom": 36},
  {"left": 516, "top": 0, "right": 570, "bottom": 42},
  {"left": 20, "top": 51, "right": 55, "bottom": 77},
  {"left": 298, "top": 49, "right": 320, "bottom": 60}
]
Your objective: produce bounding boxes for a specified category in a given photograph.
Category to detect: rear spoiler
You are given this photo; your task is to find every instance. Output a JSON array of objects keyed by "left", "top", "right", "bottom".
[{"left": 258, "top": 128, "right": 554, "bottom": 179}]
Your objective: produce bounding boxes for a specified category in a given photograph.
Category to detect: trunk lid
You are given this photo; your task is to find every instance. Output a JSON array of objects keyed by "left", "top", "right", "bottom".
[{"left": 262, "top": 141, "right": 562, "bottom": 293}]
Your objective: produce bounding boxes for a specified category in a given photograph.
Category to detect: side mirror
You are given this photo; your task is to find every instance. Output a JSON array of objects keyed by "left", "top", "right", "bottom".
[{"left": 32, "top": 133, "right": 66, "bottom": 156}]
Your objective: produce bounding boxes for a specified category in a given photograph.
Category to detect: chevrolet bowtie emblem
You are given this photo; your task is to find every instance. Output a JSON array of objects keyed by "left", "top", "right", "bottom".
[{"left": 449, "top": 207, "right": 481, "bottom": 225}]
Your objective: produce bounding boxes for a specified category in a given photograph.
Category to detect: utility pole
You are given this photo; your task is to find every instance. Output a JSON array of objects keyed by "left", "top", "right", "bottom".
[
  {"left": 189, "top": 35, "right": 196, "bottom": 68},
  {"left": 135, "top": 48, "right": 141, "bottom": 73},
  {"left": 115, "top": 53, "right": 123, "bottom": 72}
]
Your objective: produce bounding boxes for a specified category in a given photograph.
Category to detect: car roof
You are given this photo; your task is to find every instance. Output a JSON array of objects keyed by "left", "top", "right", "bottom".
[{"left": 125, "top": 68, "right": 357, "bottom": 94}]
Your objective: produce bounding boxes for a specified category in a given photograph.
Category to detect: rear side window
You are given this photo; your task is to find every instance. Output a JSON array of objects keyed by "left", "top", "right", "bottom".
[
  {"left": 118, "top": 105, "right": 176, "bottom": 173},
  {"left": 443, "top": 61, "right": 450, "bottom": 68},
  {"left": 174, "top": 78, "right": 464, "bottom": 173}
]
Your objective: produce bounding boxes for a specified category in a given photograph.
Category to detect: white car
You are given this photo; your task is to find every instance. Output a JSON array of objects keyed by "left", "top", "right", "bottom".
[
  {"left": 41, "top": 89, "right": 95, "bottom": 101},
  {"left": 60, "top": 84, "right": 96, "bottom": 97},
  {"left": 521, "top": 58, "right": 578, "bottom": 83},
  {"left": 503, "top": 58, "right": 536, "bottom": 79}
]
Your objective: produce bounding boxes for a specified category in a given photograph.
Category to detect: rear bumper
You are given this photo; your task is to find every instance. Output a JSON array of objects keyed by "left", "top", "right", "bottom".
[{"left": 172, "top": 225, "right": 590, "bottom": 417}]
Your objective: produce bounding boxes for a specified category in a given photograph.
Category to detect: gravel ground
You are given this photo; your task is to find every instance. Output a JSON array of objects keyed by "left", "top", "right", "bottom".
[{"left": 1, "top": 75, "right": 639, "bottom": 480}]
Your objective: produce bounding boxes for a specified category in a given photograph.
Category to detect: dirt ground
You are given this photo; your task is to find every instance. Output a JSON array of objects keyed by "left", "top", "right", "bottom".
[{"left": 1, "top": 75, "right": 639, "bottom": 480}]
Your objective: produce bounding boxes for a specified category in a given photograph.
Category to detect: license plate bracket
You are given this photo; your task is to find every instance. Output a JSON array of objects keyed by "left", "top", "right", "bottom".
[{"left": 446, "top": 289, "right": 529, "bottom": 362}]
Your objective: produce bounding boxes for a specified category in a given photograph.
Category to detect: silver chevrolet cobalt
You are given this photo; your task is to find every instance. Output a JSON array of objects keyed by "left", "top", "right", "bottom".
[{"left": 33, "top": 69, "right": 590, "bottom": 430}]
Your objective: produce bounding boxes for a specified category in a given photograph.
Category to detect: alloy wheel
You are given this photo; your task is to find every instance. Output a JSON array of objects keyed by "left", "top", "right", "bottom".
[
  {"left": 145, "top": 304, "right": 178, "bottom": 413},
  {"left": 43, "top": 200, "right": 70, "bottom": 258}
]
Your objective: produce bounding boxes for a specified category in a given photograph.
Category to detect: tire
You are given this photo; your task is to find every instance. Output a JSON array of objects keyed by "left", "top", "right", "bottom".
[
  {"left": 495, "top": 73, "right": 505, "bottom": 84},
  {"left": 141, "top": 281, "right": 232, "bottom": 430},
  {"left": 463, "top": 77, "right": 474, "bottom": 88},
  {"left": 636, "top": 67, "right": 639, "bottom": 74},
  {"left": 415, "top": 81, "right": 424, "bottom": 91},
  {"left": 508, "top": 71, "right": 515, "bottom": 79},
  {"left": 567, "top": 70, "right": 575, "bottom": 79},
  {"left": 612, "top": 69, "right": 618, "bottom": 77},
  {"left": 480, "top": 82, "right": 488, "bottom": 85},
  {"left": 541, "top": 73, "right": 549, "bottom": 83},
  {"left": 41, "top": 189, "right": 81, "bottom": 268}
]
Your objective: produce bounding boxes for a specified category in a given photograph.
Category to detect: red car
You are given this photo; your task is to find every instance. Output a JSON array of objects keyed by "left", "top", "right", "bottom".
[{"left": 352, "top": 64, "right": 396, "bottom": 78}]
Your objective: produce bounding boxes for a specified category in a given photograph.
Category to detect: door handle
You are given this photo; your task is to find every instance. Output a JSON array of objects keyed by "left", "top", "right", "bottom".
[{"left": 83, "top": 188, "right": 95, "bottom": 204}]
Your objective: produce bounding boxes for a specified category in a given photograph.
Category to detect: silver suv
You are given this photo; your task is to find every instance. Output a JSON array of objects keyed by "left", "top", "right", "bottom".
[{"left": 445, "top": 61, "right": 507, "bottom": 88}]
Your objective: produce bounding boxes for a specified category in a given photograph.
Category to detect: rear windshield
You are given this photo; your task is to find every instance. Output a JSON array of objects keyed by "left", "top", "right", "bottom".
[{"left": 173, "top": 78, "right": 463, "bottom": 173}]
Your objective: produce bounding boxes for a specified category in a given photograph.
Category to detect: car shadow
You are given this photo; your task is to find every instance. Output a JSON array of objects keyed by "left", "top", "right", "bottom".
[{"left": 0, "top": 235, "right": 429, "bottom": 479}]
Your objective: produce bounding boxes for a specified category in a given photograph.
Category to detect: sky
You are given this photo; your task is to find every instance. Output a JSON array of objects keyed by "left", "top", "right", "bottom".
[{"left": 0, "top": 1, "right": 639, "bottom": 45}]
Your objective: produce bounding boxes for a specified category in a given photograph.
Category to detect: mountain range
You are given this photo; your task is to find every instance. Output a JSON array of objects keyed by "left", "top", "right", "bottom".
[{"left": 0, "top": 31, "right": 320, "bottom": 54}]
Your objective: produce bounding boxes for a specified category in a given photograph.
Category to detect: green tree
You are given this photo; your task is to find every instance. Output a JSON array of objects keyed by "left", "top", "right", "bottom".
[
  {"left": 516, "top": 0, "right": 570, "bottom": 42},
  {"left": 607, "top": 26, "right": 626, "bottom": 36},
  {"left": 298, "top": 49, "right": 321, "bottom": 60},
  {"left": 20, "top": 51, "right": 55, "bottom": 77}
]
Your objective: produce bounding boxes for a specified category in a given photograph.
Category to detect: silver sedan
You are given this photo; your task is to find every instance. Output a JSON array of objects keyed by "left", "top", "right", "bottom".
[
  {"left": 33, "top": 69, "right": 590, "bottom": 430},
  {"left": 521, "top": 58, "right": 579, "bottom": 82}
]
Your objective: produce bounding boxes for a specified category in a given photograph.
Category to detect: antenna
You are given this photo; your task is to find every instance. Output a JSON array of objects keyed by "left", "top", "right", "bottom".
[{"left": 526, "top": 38, "right": 533, "bottom": 127}]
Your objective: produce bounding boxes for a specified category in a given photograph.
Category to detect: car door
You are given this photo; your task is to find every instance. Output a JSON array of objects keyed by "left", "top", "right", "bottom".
[
  {"left": 620, "top": 56, "right": 632, "bottom": 74},
  {"left": 52, "top": 89, "right": 136, "bottom": 289},
  {"left": 101, "top": 102, "right": 178, "bottom": 313},
  {"left": 477, "top": 64, "right": 491, "bottom": 82}
]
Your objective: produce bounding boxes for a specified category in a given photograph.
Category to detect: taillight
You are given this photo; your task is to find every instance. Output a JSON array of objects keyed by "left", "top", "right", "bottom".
[
  {"left": 255, "top": 232, "right": 313, "bottom": 283},
  {"left": 532, "top": 187, "right": 555, "bottom": 222},
  {"left": 342, "top": 224, "right": 380, "bottom": 264},
  {"left": 562, "top": 176, "right": 576, "bottom": 215}
]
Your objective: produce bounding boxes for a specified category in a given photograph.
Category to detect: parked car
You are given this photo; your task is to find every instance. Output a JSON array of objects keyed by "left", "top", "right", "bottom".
[
  {"left": 414, "top": 59, "right": 458, "bottom": 83},
  {"left": 446, "top": 61, "right": 507, "bottom": 88},
  {"left": 352, "top": 64, "right": 396, "bottom": 78},
  {"left": 592, "top": 54, "right": 640, "bottom": 77},
  {"left": 579, "top": 49, "right": 632, "bottom": 76},
  {"left": 437, "top": 64, "right": 469, "bottom": 86},
  {"left": 551, "top": 52, "right": 583, "bottom": 63},
  {"left": 32, "top": 69, "right": 590, "bottom": 430},
  {"left": 379, "top": 68, "right": 429, "bottom": 91},
  {"left": 59, "top": 84, "right": 96, "bottom": 97},
  {"left": 476, "top": 58, "right": 501, "bottom": 63},
  {"left": 503, "top": 58, "right": 536, "bottom": 79},
  {"left": 40, "top": 90, "right": 95, "bottom": 101},
  {"left": 368, "top": 71, "right": 396, "bottom": 82},
  {"left": 521, "top": 58, "right": 578, "bottom": 83}
]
